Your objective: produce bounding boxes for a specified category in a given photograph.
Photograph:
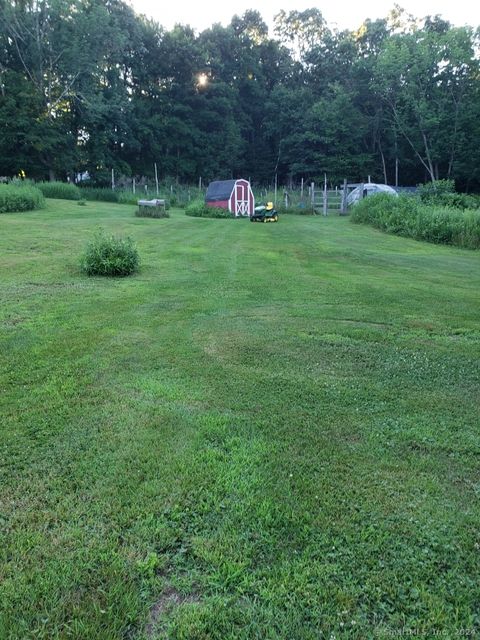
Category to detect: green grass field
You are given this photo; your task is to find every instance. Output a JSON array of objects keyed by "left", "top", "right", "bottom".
[{"left": 1, "top": 201, "right": 479, "bottom": 639}]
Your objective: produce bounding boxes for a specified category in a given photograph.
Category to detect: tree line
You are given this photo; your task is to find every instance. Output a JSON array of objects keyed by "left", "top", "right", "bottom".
[{"left": 1, "top": 2, "right": 479, "bottom": 189}]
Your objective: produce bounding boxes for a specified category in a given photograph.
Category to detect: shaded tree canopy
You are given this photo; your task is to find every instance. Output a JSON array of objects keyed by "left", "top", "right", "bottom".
[{"left": 0, "top": 2, "right": 479, "bottom": 189}]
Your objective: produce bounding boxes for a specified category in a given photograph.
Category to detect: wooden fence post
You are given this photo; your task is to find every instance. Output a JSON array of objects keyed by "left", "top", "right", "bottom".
[
  {"left": 323, "top": 173, "right": 328, "bottom": 216},
  {"left": 341, "top": 178, "right": 347, "bottom": 214},
  {"left": 154, "top": 163, "right": 159, "bottom": 196}
]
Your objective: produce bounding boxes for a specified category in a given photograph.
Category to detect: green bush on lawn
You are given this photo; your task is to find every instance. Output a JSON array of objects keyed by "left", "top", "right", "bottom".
[
  {"left": 0, "top": 183, "right": 45, "bottom": 213},
  {"left": 37, "top": 181, "right": 81, "bottom": 200},
  {"left": 185, "top": 199, "right": 232, "bottom": 218},
  {"left": 80, "top": 230, "right": 140, "bottom": 277},
  {"left": 351, "top": 193, "right": 480, "bottom": 249}
]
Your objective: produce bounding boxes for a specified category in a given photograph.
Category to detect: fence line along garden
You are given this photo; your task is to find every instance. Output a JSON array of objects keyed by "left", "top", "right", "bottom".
[{"left": 1, "top": 176, "right": 479, "bottom": 250}]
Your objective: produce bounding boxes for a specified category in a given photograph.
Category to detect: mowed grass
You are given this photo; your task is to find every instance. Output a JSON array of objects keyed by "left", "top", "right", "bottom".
[{"left": 0, "top": 200, "right": 479, "bottom": 639}]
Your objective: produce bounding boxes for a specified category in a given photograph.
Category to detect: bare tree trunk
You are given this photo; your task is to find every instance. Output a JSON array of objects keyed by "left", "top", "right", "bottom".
[
  {"left": 390, "top": 103, "right": 435, "bottom": 182},
  {"left": 421, "top": 132, "right": 436, "bottom": 182},
  {"left": 393, "top": 127, "right": 399, "bottom": 187},
  {"left": 448, "top": 97, "right": 462, "bottom": 178},
  {"left": 379, "top": 141, "right": 388, "bottom": 184}
]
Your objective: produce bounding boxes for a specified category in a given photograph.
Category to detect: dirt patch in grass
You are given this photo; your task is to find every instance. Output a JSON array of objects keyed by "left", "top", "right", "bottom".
[
  {"left": 2, "top": 315, "right": 27, "bottom": 327},
  {"left": 145, "top": 587, "right": 200, "bottom": 638}
]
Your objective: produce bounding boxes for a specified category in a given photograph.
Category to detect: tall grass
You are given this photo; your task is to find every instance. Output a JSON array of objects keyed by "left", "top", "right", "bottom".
[
  {"left": 79, "top": 184, "right": 190, "bottom": 207},
  {"left": 135, "top": 204, "right": 169, "bottom": 218},
  {"left": 79, "top": 187, "right": 120, "bottom": 202},
  {"left": 0, "top": 183, "right": 45, "bottom": 213},
  {"left": 351, "top": 194, "right": 480, "bottom": 249},
  {"left": 37, "top": 181, "right": 81, "bottom": 200},
  {"left": 80, "top": 230, "right": 140, "bottom": 276}
]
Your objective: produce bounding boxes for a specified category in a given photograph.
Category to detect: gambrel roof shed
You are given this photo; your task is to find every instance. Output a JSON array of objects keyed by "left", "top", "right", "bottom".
[{"left": 205, "top": 179, "right": 255, "bottom": 217}]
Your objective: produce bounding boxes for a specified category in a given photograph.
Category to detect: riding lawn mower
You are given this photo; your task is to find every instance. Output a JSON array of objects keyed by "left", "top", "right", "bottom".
[{"left": 250, "top": 202, "right": 278, "bottom": 223}]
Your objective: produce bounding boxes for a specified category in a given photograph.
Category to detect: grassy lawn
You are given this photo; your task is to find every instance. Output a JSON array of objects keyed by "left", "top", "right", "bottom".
[{"left": 1, "top": 200, "right": 479, "bottom": 639}]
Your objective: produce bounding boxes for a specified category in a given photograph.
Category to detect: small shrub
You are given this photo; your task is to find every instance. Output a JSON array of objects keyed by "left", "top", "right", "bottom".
[
  {"left": 37, "top": 181, "right": 81, "bottom": 200},
  {"left": 77, "top": 199, "right": 87, "bottom": 206},
  {"left": 203, "top": 206, "right": 233, "bottom": 218},
  {"left": 80, "top": 230, "right": 140, "bottom": 277},
  {"left": 0, "top": 184, "right": 45, "bottom": 213},
  {"left": 417, "top": 180, "right": 480, "bottom": 209},
  {"left": 185, "top": 199, "right": 232, "bottom": 218},
  {"left": 418, "top": 179, "right": 455, "bottom": 202},
  {"left": 185, "top": 200, "right": 212, "bottom": 217}
]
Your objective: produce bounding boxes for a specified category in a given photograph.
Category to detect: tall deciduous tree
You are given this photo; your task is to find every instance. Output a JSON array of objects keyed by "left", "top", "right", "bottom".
[{"left": 373, "top": 18, "right": 479, "bottom": 182}]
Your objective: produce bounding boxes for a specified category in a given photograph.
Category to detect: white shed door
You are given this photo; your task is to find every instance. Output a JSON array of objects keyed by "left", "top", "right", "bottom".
[{"left": 235, "top": 182, "right": 248, "bottom": 216}]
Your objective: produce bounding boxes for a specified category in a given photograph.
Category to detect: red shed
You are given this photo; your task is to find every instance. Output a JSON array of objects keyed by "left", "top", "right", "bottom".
[{"left": 205, "top": 179, "right": 255, "bottom": 217}]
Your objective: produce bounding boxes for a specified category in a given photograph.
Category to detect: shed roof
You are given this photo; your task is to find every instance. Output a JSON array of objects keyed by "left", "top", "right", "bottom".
[{"left": 205, "top": 180, "right": 237, "bottom": 202}]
